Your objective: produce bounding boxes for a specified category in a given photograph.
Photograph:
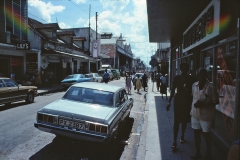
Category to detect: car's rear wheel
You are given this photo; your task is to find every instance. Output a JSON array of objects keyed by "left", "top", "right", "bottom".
[{"left": 26, "top": 92, "right": 34, "bottom": 103}]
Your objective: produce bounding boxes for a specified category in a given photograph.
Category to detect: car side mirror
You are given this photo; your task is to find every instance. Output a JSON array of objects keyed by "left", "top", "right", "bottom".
[{"left": 18, "top": 84, "right": 22, "bottom": 87}]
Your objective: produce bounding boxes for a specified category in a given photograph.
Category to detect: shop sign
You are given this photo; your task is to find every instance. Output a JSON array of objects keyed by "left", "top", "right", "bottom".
[
  {"left": 10, "top": 58, "right": 23, "bottom": 66},
  {"left": 26, "top": 54, "right": 38, "bottom": 73},
  {"left": 41, "top": 57, "right": 49, "bottom": 69},
  {"left": 92, "top": 40, "right": 98, "bottom": 58},
  {"left": 183, "top": 0, "right": 220, "bottom": 53},
  {"left": 16, "top": 43, "right": 30, "bottom": 50}
]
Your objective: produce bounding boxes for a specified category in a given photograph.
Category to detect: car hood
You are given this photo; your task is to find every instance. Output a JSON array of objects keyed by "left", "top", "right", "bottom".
[{"left": 40, "top": 99, "right": 114, "bottom": 124}]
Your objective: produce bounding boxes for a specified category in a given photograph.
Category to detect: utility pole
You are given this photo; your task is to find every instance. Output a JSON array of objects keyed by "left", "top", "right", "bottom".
[
  {"left": 88, "top": 5, "right": 91, "bottom": 52},
  {"left": 96, "top": 12, "right": 98, "bottom": 40}
]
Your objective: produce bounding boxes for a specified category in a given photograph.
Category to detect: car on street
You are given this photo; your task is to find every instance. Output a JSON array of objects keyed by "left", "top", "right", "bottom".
[
  {"left": 111, "top": 69, "right": 120, "bottom": 80},
  {"left": 85, "top": 73, "right": 103, "bottom": 83},
  {"left": 132, "top": 73, "right": 144, "bottom": 86},
  {"left": 98, "top": 69, "right": 113, "bottom": 80},
  {"left": 0, "top": 77, "right": 38, "bottom": 105},
  {"left": 61, "top": 74, "right": 91, "bottom": 88},
  {"left": 34, "top": 82, "right": 134, "bottom": 143}
]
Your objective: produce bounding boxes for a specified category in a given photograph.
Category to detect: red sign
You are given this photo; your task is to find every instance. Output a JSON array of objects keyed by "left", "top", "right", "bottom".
[{"left": 10, "top": 58, "right": 23, "bottom": 66}]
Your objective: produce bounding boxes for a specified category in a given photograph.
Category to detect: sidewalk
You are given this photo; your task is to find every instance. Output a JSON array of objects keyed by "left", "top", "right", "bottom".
[{"left": 144, "top": 80, "right": 227, "bottom": 160}]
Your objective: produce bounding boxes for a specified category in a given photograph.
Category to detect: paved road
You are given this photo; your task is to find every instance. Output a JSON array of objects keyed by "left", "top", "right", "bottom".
[{"left": 0, "top": 78, "right": 148, "bottom": 160}]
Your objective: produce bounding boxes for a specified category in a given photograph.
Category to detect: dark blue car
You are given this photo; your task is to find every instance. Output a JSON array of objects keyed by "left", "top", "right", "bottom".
[{"left": 61, "top": 74, "right": 91, "bottom": 88}]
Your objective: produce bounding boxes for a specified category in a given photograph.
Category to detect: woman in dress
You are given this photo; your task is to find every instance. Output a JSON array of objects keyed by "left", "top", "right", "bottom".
[
  {"left": 166, "top": 63, "right": 195, "bottom": 150},
  {"left": 135, "top": 74, "right": 142, "bottom": 93},
  {"left": 125, "top": 72, "right": 132, "bottom": 94}
]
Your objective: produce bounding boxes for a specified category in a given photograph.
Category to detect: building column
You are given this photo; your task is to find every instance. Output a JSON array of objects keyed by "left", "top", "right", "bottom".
[
  {"left": 88, "top": 59, "right": 90, "bottom": 73},
  {"left": 71, "top": 61, "right": 74, "bottom": 74},
  {"left": 37, "top": 51, "right": 41, "bottom": 73},
  {"left": 96, "top": 60, "right": 98, "bottom": 71}
]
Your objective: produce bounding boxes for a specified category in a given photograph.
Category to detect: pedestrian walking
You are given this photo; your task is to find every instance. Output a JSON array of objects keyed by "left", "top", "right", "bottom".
[
  {"left": 34, "top": 71, "right": 41, "bottom": 88},
  {"left": 135, "top": 74, "right": 142, "bottom": 93},
  {"left": 122, "top": 70, "right": 126, "bottom": 79},
  {"left": 125, "top": 72, "right": 132, "bottom": 94},
  {"left": 10, "top": 71, "right": 15, "bottom": 80},
  {"left": 160, "top": 74, "right": 168, "bottom": 99},
  {"left": 190, "top": 68, "right": 218, "bottom": 160},
  {"left": 166, "top": 63, "right": 195, "bottom": 150},
  {"left": 103, "top": 69, "right": 110, "bottom": 84},
  {"left": 48, "top": 70, "right": 54, "bottom": 87},
  {"left": 156, "top": 71, "right": 161, "bottom": 91},
  {"left": 142, "top": 73, "right": 148, "bottom": 92}
]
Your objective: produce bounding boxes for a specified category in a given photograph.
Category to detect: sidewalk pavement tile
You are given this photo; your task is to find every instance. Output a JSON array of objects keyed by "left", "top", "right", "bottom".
[{"left": 145, "top": 81, "right": 227, "bottom": 160}]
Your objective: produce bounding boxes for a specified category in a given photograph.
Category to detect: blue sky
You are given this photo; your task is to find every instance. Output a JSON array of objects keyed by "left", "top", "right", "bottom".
[{"left": 28, "top": 0, "right": 157, "bottom": 66}]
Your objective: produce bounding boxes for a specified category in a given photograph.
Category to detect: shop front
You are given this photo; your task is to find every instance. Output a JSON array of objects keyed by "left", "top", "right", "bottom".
[{"left": 171, "top": 0, "right": 240, "bottom": 151}]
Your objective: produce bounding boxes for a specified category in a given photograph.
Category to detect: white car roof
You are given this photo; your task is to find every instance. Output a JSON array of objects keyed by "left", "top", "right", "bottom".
[{"left": 72, "top": 82, "right": 122, "bottom": 92}]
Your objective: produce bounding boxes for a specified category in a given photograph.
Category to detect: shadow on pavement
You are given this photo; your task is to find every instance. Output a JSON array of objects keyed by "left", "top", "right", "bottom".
[
  {"left": 154, "top": 96, "right": 227, "bottom": 160},
  {"left": 29, "top": 117, "right": 134, "bottom": 160}
]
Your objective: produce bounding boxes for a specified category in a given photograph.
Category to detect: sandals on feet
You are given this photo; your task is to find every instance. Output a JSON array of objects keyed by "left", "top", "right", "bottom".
[
  {"left": 171, "top": 141, "right": 177, "bottom": 148},
  {"left": 180, "top": 136, "right": 185, "bottom": 143}
]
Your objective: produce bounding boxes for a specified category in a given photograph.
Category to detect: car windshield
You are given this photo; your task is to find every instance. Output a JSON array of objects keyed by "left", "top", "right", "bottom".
[
  {"left": 94, "top": 73, "right": 100, "bottom": 77},
  {"left": 3, "top": 79, "right": 18, "bottom": 87},
  {"left": 111, "top": 70, "right": 116, "bottom": 73},
  {"left": 63, "top": 87, "right": 114, "bottom": 107},
  {"left": 65, "top": 75, "right": 79, "bottom": 79},
  {"left": 85, "top": 74, "right": 93, "bottom": 78}
]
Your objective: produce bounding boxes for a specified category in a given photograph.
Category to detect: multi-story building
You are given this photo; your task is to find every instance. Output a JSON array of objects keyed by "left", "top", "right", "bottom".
[
  {"left": 0, "top": 0, "right": 99, "bottom": 84},
  {"left": 0, "top": 0, "right": 29, "bottom": 82},
  {"left": 100, "top": 34, "right": 134, "bottom": 72},
  {"left": 147, "top": 0, "right": 240, "bottom": 155}
]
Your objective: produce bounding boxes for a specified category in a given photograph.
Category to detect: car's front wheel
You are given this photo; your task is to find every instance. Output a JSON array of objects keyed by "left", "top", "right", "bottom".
[{"left": 26, "top": 92, "right": 34, "bottom": 103}]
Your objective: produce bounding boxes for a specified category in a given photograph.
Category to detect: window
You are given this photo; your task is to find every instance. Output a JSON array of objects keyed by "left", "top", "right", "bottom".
[
  {"left": 3, "top": 79, "right": 17, "bottom": 87},
  {"left": 63, "top": 87, "right": 114, "bottom": 107}
]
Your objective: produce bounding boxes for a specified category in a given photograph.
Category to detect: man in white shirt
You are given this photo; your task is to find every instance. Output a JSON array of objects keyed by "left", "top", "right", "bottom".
[{"left": 191, "top": 68, "right": 218, "bottom": 160}]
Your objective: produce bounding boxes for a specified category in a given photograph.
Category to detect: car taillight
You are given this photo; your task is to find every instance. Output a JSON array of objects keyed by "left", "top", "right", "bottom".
[
  {"left": 38, "top": 113, "right": 44, "bottom": 121},
  {"left": 89, "top": 123, "right": 95, "bottom": 131},
  {"left": 101, "top": 126, "right": 108, "bottom": 134},
  {"left": 37, "top": 113, "right": 56, "bottom": 124},
  {"left": 87, "top": 122, "right": 108, "bottom": 134}
]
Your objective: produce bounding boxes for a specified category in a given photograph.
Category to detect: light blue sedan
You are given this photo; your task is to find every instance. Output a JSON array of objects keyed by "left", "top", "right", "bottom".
[
  {"left": 61, "top": 74, "right": 91, "bottom": 88},
  {"left": 34, "top": 82, "right": 134, "bottom": 143}
]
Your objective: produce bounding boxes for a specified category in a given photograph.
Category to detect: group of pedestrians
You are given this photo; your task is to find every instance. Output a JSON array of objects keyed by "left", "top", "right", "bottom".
[{"left": 165, "top": 63, "right": 218, "bottom": 160}]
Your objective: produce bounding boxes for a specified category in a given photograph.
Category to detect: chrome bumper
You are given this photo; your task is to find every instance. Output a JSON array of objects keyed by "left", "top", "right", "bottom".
[{"left": 34, "top": 122, "right": 111, "bottom": 143}]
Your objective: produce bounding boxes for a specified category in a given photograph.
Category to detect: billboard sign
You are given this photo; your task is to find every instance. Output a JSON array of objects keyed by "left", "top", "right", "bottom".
[{"left": 92, "top": 40, "right": 98, "bottom": 58}]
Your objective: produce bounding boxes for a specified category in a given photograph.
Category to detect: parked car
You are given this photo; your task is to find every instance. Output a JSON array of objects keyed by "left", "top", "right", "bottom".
[
  {"left": 98, "top": 69, "right": 113, "bottom": 80},
  {"left": 61, "top": 74, "right": 91, "bottom": 88},
  {"left": 85, "top": 73, "right": 103, "bottom": 83},
  {"left": 0, "top": 77, "right": 38, "bottom": 105},
  {"left": 111, "top": 69, "right": 120, "bottom": 80},
  {"left": 132, "top": 73, "right": 144, "bottom": 86},
  {"left": 34, "top": 82, "right": 134, "bottom": 143}
]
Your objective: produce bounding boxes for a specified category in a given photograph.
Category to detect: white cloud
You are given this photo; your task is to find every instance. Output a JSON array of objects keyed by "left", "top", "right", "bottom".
[
  {"left": 28, "top": 1, "right": 65, "bottom": 23},
  {"left": 76, "top": 17, "right": 86, "bottom": 25},
  {"left": 73, "top": 0, "right": 87, "bottom": 4},
  {"left": 100, "top": 0, "right": 130, "bottom": 12},
  {"left": 59, "top": 22, "right": 72, "bottom": 29}
]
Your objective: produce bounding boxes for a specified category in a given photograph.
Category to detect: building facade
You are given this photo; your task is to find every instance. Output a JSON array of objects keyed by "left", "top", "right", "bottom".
[
  {"left": 147, "top": 0, "right": 240, "bottom": 153},
  {"left": 0, "top": 0, "right": 29, "bottom": 83}
]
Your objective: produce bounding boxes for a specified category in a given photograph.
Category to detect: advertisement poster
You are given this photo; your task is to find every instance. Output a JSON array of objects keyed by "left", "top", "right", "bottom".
[
  {"left": 26, "top": 54, "right": 38, "bottom": 74},
  {"left": 92, "top": 40, "right": 98, "bottom": 58}
]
